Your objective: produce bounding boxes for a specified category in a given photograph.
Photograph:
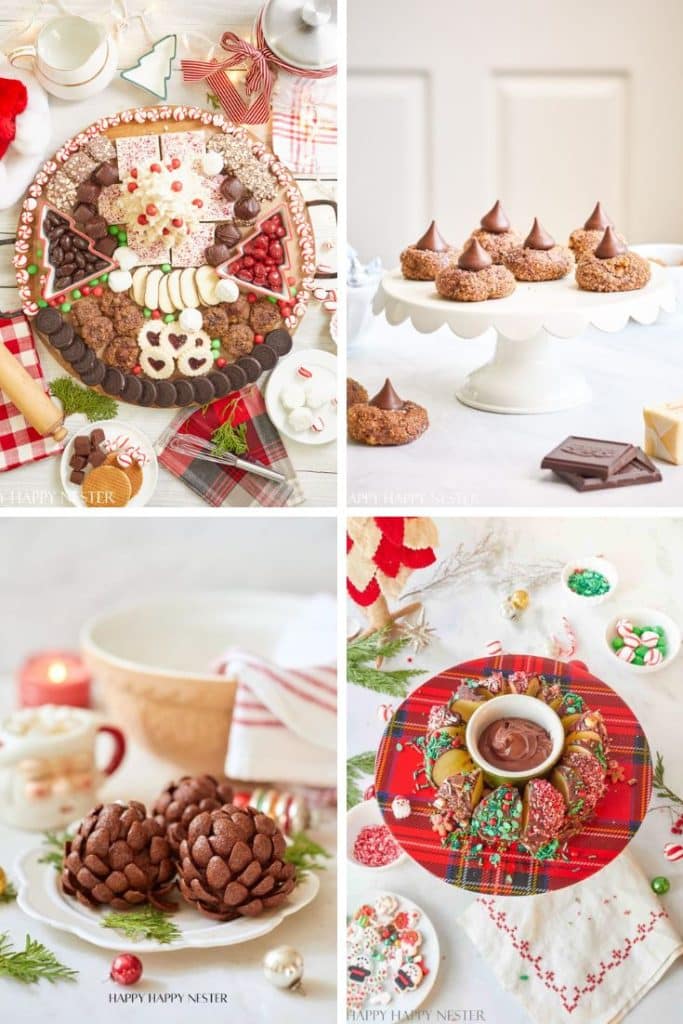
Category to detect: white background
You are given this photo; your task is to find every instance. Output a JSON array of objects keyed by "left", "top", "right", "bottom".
[{"left": 348, "top": 516, "right": 683, "bottom": 1023}]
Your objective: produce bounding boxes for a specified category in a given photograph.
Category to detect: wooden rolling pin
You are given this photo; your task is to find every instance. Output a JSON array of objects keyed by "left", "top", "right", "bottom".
[{"left": 0, "top": 340, "right": 67, "bottom": 442}]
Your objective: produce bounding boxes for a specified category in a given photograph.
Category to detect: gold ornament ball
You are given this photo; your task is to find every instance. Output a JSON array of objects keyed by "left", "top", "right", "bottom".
[
  {"left": 510, "top": 589, "right": 530, "bottom": 611},
  {"left": 0, "top": 867, "right": 6, "bottom": 897}
]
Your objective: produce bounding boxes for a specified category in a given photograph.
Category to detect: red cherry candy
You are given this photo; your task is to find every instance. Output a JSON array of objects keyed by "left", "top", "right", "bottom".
[
  {"left": 170, "top": 157, "right": 181, "bottom": 169},
  {"left": 127, "top": 182, "right": 138, "bottom": 193},
  {"left": 247, "top": 293, "right": 257, "bottom": 303},
  {"left": 151, "top": 309, "right": 161, "bottom": 319},
  {"left": 150, "top": 162, "right": 161, "bottom": 173},
  {"left": 254, "top": 334, "right": 264, "bottom": 344},
  {"left": 81, "top": 286, "right": 91, "bottom": 296},
  {"left": 132, "top": 365, "right": 141, "bottom": 376},
  {"left": 172, "top": 218, "right": 183, "bottom": 228},
  {"left": 171, "top": 180, "right": 182, "bottom": 192},
  {"left": 92, "top": 286, "right": 103, "bottom": 297},
  {"left": 137, "top": 214, "right": 148, "bottom": 225},
  {"left": 216, "top": 357, "right": 226, "bottom": 368},
  {"left": 146, "top": 204, "right": 158, "bottom": 216},
  {"left": 110, "top": 953, "right": 142, "bottom": 987},
  {"left": 130, "top": 167, "right": 138, "bottom": 179},
  {"left": 192, "top": 198, "right": 203, "bottom": 208}
]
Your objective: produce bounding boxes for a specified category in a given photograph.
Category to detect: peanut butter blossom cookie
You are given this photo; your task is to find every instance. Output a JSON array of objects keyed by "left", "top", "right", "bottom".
[
  {"left": 436, "top": 238, "right": 516, "bottom": 302},
  {"left": 466, "top": 200, "right": 522, "bottom": 264},
  {"left": 504, "top": 218, "right": 573, "bottom": 282},
  {"left": 347, "top": 378, "right": 429, "bottom": 446},
  {"left": 568, "top": 201, "right": 626, "bottom": 259},
  {"left": 576, "top": 226, "right": 651, "bottom": 293},
  {"left": 347, "top": 377, "right": 368, "bottom": 408},
  {"left": 400, "top": 220, "right": 456, "bottom": 281}
]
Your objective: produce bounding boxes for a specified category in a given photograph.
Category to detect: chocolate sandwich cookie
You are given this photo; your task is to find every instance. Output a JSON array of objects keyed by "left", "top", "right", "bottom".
[
  {"left": 155, "top": 381, "right": 178, "bottom": 407},
  {"left": 35, "top": 307, "right": 64, "bottom": 335},
  {"left": 120, "top": 375, "right": 144, "bottom": 404},
  {"left": 264, "top": 328, "right": 293, "bottom": 356},
  {"left": 237, "top": 355, "right": 262, "bottom": 383},
  {"left": 62, "top": 338, "right": 86, "bottom": 364},
  {"left": 400, "top": 220, "right": 457, "bottom": 281},
  {"left": 347, "top": 378, "right": 429, "bottom": 446},
  {"left": 50, "top": 323, "right": 75, "bottom": 350},
  {"left": 575, "top": 227, "right": 651, "bottom": 293},
  {"left": 191, "top": 377, "right": 215, "bottom": 405},
  {"left": 504, "top": 219, "right": 573, "bottom": 282},
  {"left": 252, "top": 343, "right": 277, "bottom": 371},
  {"left": 137, "top": 379, "right": 157, "bottom": 407},
  {"left": 72, "top": 348, "right": 98, "bottom": 375},
  {"left": 467, "top": 200, "right": 522, "bottom": 264},
  {"left": 224, "top": 363, "right": 248, "bottom": 391},
  {"left": 102, "top": 367, "right": 125, "bottom": 396},
  {"left": 207, "top": 371, "right": 231, "bottom": 398},
  {"left": 173, "top": 379, "right": 195, "bottom": 406},
  {"left": 79, "top": 359, "right": 106, "bottom": 387}
]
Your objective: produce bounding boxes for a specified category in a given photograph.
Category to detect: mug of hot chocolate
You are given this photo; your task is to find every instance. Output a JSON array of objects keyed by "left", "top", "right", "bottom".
[
  {"left": 466, "top": 694, "right": 564, "bottom": 787},
  {"left": 0, "top": 705, "right": 125, "bottom": 830}
]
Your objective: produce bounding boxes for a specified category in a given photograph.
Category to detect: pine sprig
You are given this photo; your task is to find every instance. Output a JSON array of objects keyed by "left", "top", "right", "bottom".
[
  {"left": 0, "top": 933, "right": 78, "bottom": 984},
  {"left": 653, "top": 751, "right": 683, "bottom": 808},
  {"left": 211, "top": 394, "right": 249, "bottom": 456},
  {"left": 347, "top": 751, "right": 376, "bottom": 810},
  {"left": 50, "top": 377, "right": 118, "bottom": 422},
  {"left": 0, "top": 883, "right": 17, "bottom": 904},
  {"left": 347, "top": 629, "right": 423, "bottom": 696},
  {"left": 39, "top": 830, "right": 73, "bottom": 872},
  {"left": 101, "top": 905, "right": 181, "bottom": 945},
  {"left": 283, "top": 832, "right": 331, "bottom": 877}
]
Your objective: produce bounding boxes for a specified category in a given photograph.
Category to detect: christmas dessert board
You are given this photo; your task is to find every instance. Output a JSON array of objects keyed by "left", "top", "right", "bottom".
[
  {"left": 14, "top": 105, "right": 317, "bottom": 410},
  {"left": 346, "top": 891, "right": 439, "bottom": 1012},
  {"left": 374, "top": 654, "right": 652, "bottom": 896}
]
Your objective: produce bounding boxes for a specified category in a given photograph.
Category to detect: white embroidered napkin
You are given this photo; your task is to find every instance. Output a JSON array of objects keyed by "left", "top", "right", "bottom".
[{"left": 458, "top": 852, "right": 683, "bottom": 1024}]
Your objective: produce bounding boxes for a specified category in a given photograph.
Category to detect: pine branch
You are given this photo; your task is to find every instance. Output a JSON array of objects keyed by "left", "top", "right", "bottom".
[
  {"left": 347, "top": 751, "right": 377, "bottom": 810},
  {"left": 101, "top": 905, "right": 181, "bottom": 945},
  {"left": 0, "top": 883, "right": 16, "bottom": 904},
  {"left": 49, "top": 378, "right": 118, "bottom": 422},
  {"left": 653, "top": 751, "right": 683, "bottom": 807},
  {"left": 0, "top": 933, "right": 78, "bottom": 984},
  {"left": 283, "top": 832, "right": 331, "bottom": 877},
  {"left": 39, "top": 830, "right": 73, "bottom": 871},
  {"left": 347, "top": 629, "right": 423, "bottom": 696}
]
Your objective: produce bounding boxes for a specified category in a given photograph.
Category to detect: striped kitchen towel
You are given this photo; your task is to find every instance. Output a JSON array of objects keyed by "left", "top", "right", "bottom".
[{"left": 271, "top": 73, "right": 337, "bottom": 177}]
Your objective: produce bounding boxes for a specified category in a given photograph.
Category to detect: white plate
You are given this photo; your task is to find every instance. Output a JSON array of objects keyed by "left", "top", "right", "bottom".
[
  {"left": 15, "top": 846, "right": 319, "bottom": 952},
  {"left": 265, "top": 349, "right": 337, "bottom": 445},
  {"left": 347, "top": 890, "right": 439, "bottom": 1013},
  {"left": 347, "top": 799, "right": 407, "bottom": 872},
  {"left": 60, "top": 420, "right": 158, "bottom": 508}
]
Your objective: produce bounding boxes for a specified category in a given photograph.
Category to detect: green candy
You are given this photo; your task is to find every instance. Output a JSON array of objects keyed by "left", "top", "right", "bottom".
[
  {"left": 37, "top": 299, "right": 48, "bottom": 308},
  {"left": 108, "top": 225, "right": 119, "bottom": 236},
  {"left": 290, "top": 286, "right": 297, "bottom": 297},
  {"left": 655, "top": 626, "right": 666, "bottom": 636},
  {"left": 118, "top": 231, "right": 127, "bottom": 244},
  {"left": 635, "top": 645, "right": 648, "bottom": 658},
  {"left": 100, "top": 273, "right": 109, "bottom": 283},
  {"left": 71, "top": 289, "right": 82, "bottom": 300},
  {"left": 60, "top": 302, "right": 71, "bottom": 313},
  {"left": 163, "top": 313, "right": 175, "bottom": 323},
  {"left": 27, "top": 264, "right": 38, "bottom": 275},
  {"left": 36, "top": 247, "right": 43, "bottom": 258},
  {"left": 210, "top": 338, "right": 221, "bottom": 349},
  {"left": 161, "top": 263, "right": 172, "bottom": 273},
  {"left": 267, "top": 295, "right": 278, "bottom": 304},
  {"left": 90, "top": 278, "right": 99, "bottom": 287},
  {"left": 633, "top": 655, "right": 644, "bottom": 666},
  {"left": 611, "top": 637, "right": 625, "bottom": 651},
  {"left": 633, "top": 626, "right": 644, "bottom": 636},
  {"left": 651, "top": 876, "right": 670, "bottom": 895},
  {"left": 143, "top": 307, "right": 152, "bottom": 318}
]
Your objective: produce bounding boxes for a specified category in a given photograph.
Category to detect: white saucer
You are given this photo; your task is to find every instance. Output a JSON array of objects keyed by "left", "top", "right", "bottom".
[
  {"left": 60, "top": 420, "right": 157, "bottom": 507},
  {"left": 265, "top": 349, "right": 337, "bottom": 445}
]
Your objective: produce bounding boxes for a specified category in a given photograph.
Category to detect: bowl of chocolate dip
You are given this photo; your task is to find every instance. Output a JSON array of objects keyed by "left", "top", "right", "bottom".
[{"left": 465, "top": 694, "right": 564, "bottom": 787}]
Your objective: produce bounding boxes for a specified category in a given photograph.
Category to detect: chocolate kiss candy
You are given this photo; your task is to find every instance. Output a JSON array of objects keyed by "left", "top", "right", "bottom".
[
  {"left": 524, "top": 218, "right": 555, "bottom": 251},
  {"left": 458, "top": 238, "right": 493, "bottom": 271},
  {"left": 480, "top": 200, "right": 510, "bottom": 234},
  {"left": 414, "top": 220, "right": 449, "bottom": 252},
  {"left": 369, "top": 379, "right": 405, "bottom": 411},
  {"left": 584, "top": 202, "right": 613, "bottom": 231},
  {"left": 594, "top": 226, "right": 627, "bottom": 260}
]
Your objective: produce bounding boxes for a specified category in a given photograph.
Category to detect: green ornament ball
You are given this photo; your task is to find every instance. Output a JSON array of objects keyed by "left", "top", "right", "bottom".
[{"left": 651, "top": 876, "right": 670, "bottom": 895}]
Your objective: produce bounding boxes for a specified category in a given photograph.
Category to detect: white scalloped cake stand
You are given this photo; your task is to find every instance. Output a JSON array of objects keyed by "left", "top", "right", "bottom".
[{"left": 373, "top": 266, "right": 675, "bottom": 414}]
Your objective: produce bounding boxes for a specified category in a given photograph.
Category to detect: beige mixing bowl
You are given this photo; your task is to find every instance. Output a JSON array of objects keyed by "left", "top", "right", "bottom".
[{"left": 80, "top": 591, "right": 307, "bottom": 776}]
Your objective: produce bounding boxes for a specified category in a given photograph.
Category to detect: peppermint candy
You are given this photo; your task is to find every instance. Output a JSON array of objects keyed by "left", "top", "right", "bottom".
[
  {"left": 664, "top": 843, "right": 683, "bottom": 862},
  {"left": 616, "top": 618, "right": 637, "bottom": 640},
  {"left": 640, "top": 630, "right": 660, "bottom": 649},
  {"left": 616, "top": 646, "right": 635, "bottom": 662},
  {"left": 644, "top": 648, "right": 663, "bottom": 666}
]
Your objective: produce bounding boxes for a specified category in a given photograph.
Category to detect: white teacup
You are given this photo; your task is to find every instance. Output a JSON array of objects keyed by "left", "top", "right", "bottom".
[
  {"left": 8, "top": 16, "right": 117, "bottom": 101},
  {"left": 0, "top": 704, "right": 126, "bottom": 831}
]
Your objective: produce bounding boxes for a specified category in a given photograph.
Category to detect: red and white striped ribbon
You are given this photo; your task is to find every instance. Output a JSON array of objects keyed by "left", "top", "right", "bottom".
[{"left": 181, "top": 9, "right": 337, "bottom": 126}]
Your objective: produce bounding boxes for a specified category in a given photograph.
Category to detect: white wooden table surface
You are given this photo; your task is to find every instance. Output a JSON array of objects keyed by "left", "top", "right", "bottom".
[{"left": 0, "top": 0, "right": 337, "bottom": 508}]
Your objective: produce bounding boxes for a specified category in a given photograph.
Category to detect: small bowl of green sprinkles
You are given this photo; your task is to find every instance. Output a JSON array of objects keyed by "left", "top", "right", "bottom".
[{"left": 561, "top": 557, "right": 618, "bottom": 606}]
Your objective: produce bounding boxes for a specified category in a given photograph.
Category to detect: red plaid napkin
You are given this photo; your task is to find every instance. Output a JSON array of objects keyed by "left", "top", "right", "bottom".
[
  {"left": 156, "top": 385, "right": 303, "bottom": 507},
  {"left": 0, "top": 312, "right": 64, "bottom": 472}
]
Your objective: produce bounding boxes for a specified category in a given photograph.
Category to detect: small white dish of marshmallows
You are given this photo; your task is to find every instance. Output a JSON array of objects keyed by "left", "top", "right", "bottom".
[{"left": 265, "top": 349, "right": 337, "bottom": 445}]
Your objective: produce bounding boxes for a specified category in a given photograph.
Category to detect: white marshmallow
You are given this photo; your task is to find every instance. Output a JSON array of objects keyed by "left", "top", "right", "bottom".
[
  {"left": 202, "top": 150, "right": 224, "bottom": 176},
  {"left": 304, "top": 380, "right": 334, "bottom": 409},
  {"left": 178, "top": 307, "right": 204, "bottom": 332},
  {"left": 281, "top": 384, "right": 306, "bottom": 410},
  {"left": 288, "top": 406, "right": 314, "bottom": 432},
  {"left": 214, "top": 278, "right": 240, "bottom": 303},
  {"left": 107, "top": 269, "right": 133, "bottom": 293},
  {"left": 113, "top": 246, "right": 140, "bottom": 272}
]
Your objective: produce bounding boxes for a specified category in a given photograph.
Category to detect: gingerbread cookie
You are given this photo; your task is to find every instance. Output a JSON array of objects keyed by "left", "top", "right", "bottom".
[
  {"left": 347, "top": 378, "right": 368, "bottom": 408},
  {"left": 466, "top": 200, "right": 522, "bottom": 264},
  {"left": 435, "top": 238, "right": 515, "bottom": 301},
  {"left": 347, "top": 379, "right": 428, "bottom": 446},
  {"left": 569, "top": 202, "right": 626, "bottom": 259},
  {"left": 504, "top": 219, "right": 573, "bottom": 282},
  {"left": 400, "top": 220, "right": 456, "bottom": 281},
  {"left": 575, "top": 227, "right": 651, "bottom": 293}
]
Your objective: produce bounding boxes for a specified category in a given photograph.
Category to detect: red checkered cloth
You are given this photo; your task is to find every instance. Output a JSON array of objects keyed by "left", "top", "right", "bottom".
[
  {"left": 0, "top": 312, "right": 64, "bottom": 472},
  {"left": 156, "top": 385, "right": 303, "bottom": 507},
  {"left": 375, "top": 654, "right": 652, "bottom": 897},
  {"left": 271, "top": 74, "right": 337, "bottom": 176}
]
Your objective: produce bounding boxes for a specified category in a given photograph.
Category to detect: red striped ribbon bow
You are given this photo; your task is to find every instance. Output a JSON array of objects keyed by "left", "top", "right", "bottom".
[{"left": 181, "top": 31, "right": 273, "bottom": 125}]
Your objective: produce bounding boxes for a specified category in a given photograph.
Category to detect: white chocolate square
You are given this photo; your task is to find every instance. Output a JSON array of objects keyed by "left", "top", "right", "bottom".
[{"left": 643, "top": 401, "right": 683, "bottom": 464}]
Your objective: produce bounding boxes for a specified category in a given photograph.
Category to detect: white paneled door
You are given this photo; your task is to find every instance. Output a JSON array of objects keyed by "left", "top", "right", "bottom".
[{"left": 348, "top": 0, "right": 683, "bottom": 267}]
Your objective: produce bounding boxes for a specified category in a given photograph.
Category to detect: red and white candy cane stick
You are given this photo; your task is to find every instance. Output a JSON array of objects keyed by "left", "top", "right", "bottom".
[
  {"left": 550, "top": 616, "right": 577, "bottom": 658},
  {"left": 664, "top": 842, "right": 683, "bottom": 862},
  {"left": 486, "top": 640, "right": 503, "bottom": 656}
]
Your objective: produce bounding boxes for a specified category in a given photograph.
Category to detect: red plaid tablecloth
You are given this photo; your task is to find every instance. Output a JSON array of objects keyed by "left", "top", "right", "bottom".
[
  {"left": 0, "top": 312, "right": 63, "bottom": 473},
  {"left": 375, "top": 654, "right": 652, "bottom": 897},
  {"left": 156, "top": 385, "right": 303, "bottom": 507}
]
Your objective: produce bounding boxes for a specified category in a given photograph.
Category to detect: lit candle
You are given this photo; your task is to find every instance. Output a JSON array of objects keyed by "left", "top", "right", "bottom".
[{"left": 19, "top": 651, "right": 92, "bottom": 708}]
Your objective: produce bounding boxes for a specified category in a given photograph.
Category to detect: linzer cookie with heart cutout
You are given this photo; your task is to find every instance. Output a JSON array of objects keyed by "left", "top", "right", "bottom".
[{"left": 15, "top": 105, "right": 316, "bottom": 407}]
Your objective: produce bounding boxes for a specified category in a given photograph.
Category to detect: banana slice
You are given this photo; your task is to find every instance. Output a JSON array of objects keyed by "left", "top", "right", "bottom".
[
  {"left": 180, "top": 267, "right": 200, "bottom": 308},
  {"left": 167, "top": 269, "right": 183, "bottom": 310},
  {"left": 144, "top": 268, "right": 163, "bottom": 311},
  {"left": 132, "top": 266, "right": 150, "bottom": 307},
  {"left": 195, "top": 265, "right": 221, "bottom": 306},
  {"left": 157, "top": 273, "right": 175, "bottom": 315}
]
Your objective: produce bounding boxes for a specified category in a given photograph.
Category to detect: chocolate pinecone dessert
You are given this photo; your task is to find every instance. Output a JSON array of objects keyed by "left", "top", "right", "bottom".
[
  {"left": 62, "top": 801, "right": 175, "bottom": 910},
  {"left": 178, "top": 804, "right": 296, "bottom": 921},
  {"left": 152, "top": 775, "right": 234, "bottom": 853}
]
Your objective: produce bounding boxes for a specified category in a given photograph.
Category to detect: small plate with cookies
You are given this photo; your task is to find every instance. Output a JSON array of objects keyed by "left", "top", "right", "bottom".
[{"left": 60, "top": 420, "right": 157, "bottom": 508}]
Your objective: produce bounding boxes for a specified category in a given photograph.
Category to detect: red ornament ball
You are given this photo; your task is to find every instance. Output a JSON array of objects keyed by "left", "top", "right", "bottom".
[{"left": 110, "top": 953, "right": 143, "bottom": 986}]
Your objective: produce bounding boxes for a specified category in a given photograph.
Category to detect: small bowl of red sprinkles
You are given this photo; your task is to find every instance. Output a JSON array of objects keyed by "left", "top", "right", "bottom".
[{"left": 347, "top": 799, "right": 406, "bottom": 871}]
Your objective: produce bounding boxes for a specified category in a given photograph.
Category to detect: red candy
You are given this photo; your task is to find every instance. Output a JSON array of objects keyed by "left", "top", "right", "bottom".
[
  {"left": 170, "top": 157, "right": 181, "bottom": 169},
  {"left": 192, "top": 198, "right": 203, "bottom": 208},
  {"left": 247, "top": 292, "right": 257, "bottom": 303},
  {"left": 127, "top": 182, "right": 138, "bottom": 193},
  {"left": 151, "top": 309, "right": 161, "bottom": 319},
  {"left": 150, "top": 162, "right": 161, "bottom": 173},
  {"left": 171, "top": 180, "right": 182, "bottom": 192},
  {"left": 172, "top": 218, "right": 183, "bottom": 228},
  {"left": 216, "top": 357, "right": 226, "bottom": 368},
  {"left": 146, "top": 204, "right": 158, "bottom": 217},
  {"left": 130, "top": 167, "right": 138, "bottom": 178},
  {"left": 92, "top": 286, "right": 103, "bottom": 297},
  {"left": 132, "top": 365, "right": 141, "bottom": 375},
  {"left": 352, "top": 825, "right": 401, "bottom": 867},
  {"left": 137, "top": 214, "right": 148, "bottom": 225},
  {"left": 81, "top": 286, "right": 91, "bottom": 296},
  {"left": 253, "top": 334, "right": 264, "bottom": 344},
  {"left": 110, "top": 954, "right": 142, "bottom": 986}
]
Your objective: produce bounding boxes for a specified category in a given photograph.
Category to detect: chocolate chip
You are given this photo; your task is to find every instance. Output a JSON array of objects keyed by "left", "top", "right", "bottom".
[
  {"left": 155, "top": 381, "right": 178, "bottom": 407},
  {"left": 192, "top": 377, "right": 216, "bottom": 405},
  {"left": 35, "top": 307, "right": 64, "bottom": 335},
  {"left": 102, "top": 367, "right": 125, "bottom": 396},
  {"left": 173, "top": 379, "right": 194, "bottom": 406},
  {"left": 252, "top": 344, "right": 277, "bottom": 371},
  {"left": 120, "top": 375, "right": 143, "bottom": 404},
  {"left": 224, "top": 363, "right": 247, "bottom": 391},
  {"left": 62, "top": 338, "right": 86, "bottom": 363},
  {"left": 138, "top": 379, "right": 157, "bottom": 406},
  {"left": 264, "top": 329, "right": 292, "bottom": 356},
  {"left": 208, "top": 371, "right": 231, "bottom": 398},
  {"left": 236, "top": 356, "right": 261, "bottom": 383}
]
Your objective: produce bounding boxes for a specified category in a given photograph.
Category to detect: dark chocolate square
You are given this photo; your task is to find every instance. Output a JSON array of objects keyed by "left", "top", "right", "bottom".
[
  {"left": 555, "top": 449, "right": 662, "bottom": 492},
  {"left": 541, "top": 436, "right": 638, "bottom": 480}
]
